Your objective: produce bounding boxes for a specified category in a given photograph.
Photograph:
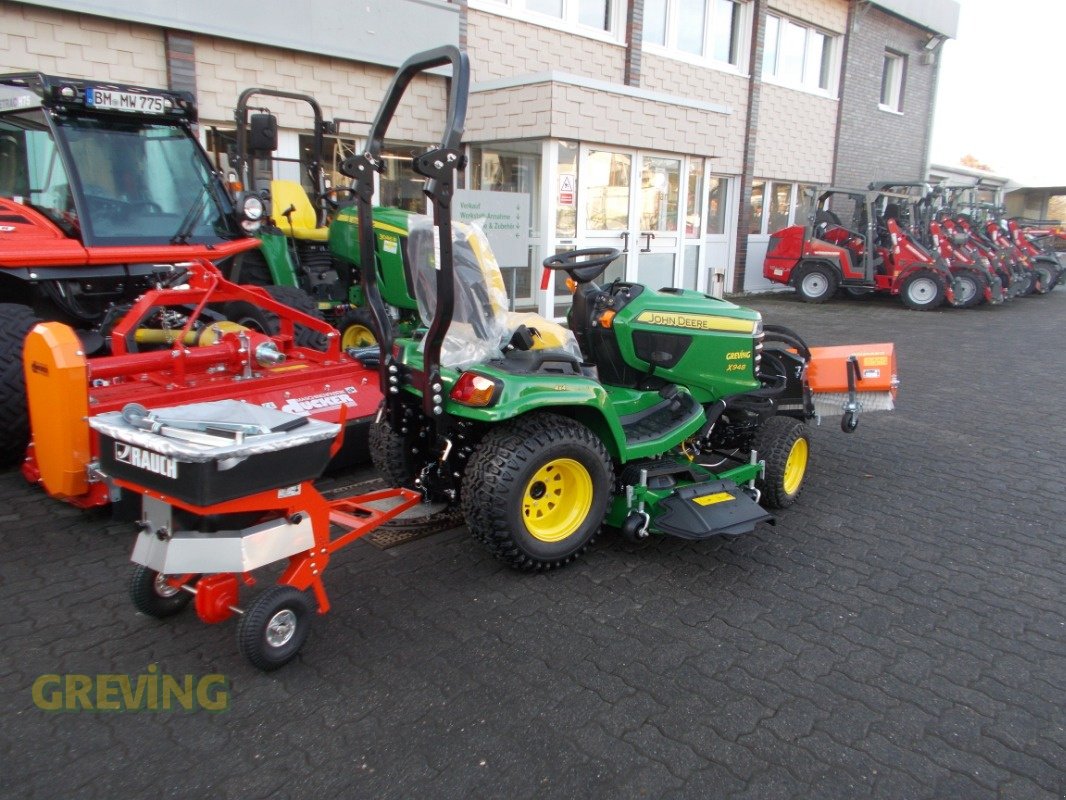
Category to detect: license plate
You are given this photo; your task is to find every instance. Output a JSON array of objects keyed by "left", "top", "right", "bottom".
[{"left": 85, "top": 87, "right": 165, "bottom": 115}]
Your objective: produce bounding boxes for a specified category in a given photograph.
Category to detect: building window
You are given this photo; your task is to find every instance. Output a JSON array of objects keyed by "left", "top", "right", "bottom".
[
  {"left": 880, "top": 51, "right": 905, "bottom": 112},
  {"left": 751, "top": 180, "right": 807, "bottom": 234},
  {"left": 763, "top": 13, "right": 836, "bottom": 93},
  {"left": 643, "top": 0, "right": 748, "bottom": 68},
  {"left": 479, "top": 0, "right": 616, "bottom": 33},
  {"left": 706, "top": 176, "right": 728, "bottom": 235}
]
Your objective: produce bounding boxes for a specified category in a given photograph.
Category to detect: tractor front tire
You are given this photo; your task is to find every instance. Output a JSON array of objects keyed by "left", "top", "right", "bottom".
[
  {"left": 794, "top": 264, "right": 838, "bottom": 304},
  {"left": 223, "top": 285, "right": 326, "bottom": 349},
  {"left": 754, "top": 416, "right": 810, "bottom": 509},
  {"left": 899, "top": 269, "right": 945, "bottom": 311},
  {"left": 1032, "top": 264, "right": 1055, "bottom": 294},
  {"left": 338, "top": 307, "right": 380, "bottom": 350},
  {"left": 0, "top": 304, "right": 43, "bottom": 466},
  {"left": 462, "top": 413, "right": 612, "bottom": 571},
  {"left": 951, "top": 270, "right": 986, "bottom": 308}
]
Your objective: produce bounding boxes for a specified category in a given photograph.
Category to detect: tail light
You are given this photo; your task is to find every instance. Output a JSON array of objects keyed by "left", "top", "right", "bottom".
[{"left": 450, "top": 372, "right": 500, "bottom": 407}]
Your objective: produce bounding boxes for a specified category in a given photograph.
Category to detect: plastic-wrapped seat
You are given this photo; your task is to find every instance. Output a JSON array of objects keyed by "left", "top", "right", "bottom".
[{"left": 407, "top": 215, "right": 580, "bottom": 369}]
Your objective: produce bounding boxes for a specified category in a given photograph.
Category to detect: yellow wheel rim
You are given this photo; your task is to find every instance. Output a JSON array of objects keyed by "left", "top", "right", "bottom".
[
  {"left": 342, "top": 324, "right": 376, "bottom": 349},
  {"left": 522, "top": 458, "right": 593, "bottom": 543},
  {"left": 782, "top": 437, "right": 808, "bottom": 496}
]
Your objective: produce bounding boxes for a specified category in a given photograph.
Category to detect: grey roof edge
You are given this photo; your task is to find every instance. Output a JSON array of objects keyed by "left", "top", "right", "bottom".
[
  {"left": 471, "top": 71, "right": 733, "bottom": 116},
  {"left": 870, "top": 0, "right": 960, "bottom": 39}
]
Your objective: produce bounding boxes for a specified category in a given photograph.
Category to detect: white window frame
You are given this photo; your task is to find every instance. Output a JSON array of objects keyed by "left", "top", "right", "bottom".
[
  {"left": 469, "top": 0, "right": 625, "bottom": 44},
  {"left": 641, "top": 0, "right": 753, "bottom": 75},
  {"left": 879, "top": 50, "right": 905, "bottom": 113},
  {"left": 751, "top": 179, "right": 809, "bottom": 235},
  {"left": 761, "top": 12, "right": 840, "bottom": 98}
]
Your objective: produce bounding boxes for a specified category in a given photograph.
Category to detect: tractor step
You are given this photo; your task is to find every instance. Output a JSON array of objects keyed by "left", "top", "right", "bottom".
[
  {"left": 619, "top": 388, "right": 702, "bottom": 447},
  {"left": 652, "top": 480, "right": 774, "bottom": 541}
]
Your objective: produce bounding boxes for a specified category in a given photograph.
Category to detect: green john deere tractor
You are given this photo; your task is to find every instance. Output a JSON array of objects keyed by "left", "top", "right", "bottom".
[
  {"left": 228, "top": 89, "right": 422, "bottom": 350},
  {"left": 344, "top": 47, "right": 877, "bottom": 571}
]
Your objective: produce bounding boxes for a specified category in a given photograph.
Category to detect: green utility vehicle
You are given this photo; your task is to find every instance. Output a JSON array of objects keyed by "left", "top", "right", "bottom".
[
  {"left": 336, "top": 47, "right": 886, "bottom": 572},
  {"left": 229, "top": 89, "right": 421, "bottom": 349}
]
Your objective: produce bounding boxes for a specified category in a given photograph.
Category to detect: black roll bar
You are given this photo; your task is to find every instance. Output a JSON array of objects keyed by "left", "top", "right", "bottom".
[
  {"left": 233, "top": 88, "right": 327, "bottom": 223},
  {"left": 342, "top": 46, "right": 469, "bottom": 426}
]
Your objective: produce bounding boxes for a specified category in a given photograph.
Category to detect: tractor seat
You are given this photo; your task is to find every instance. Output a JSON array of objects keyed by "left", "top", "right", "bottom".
[
  {"left": 407, "top": 217, "right": 581, "bottom": 369},
  {"left": 269, "top": 180, "right": 329, "bottom": 242}
]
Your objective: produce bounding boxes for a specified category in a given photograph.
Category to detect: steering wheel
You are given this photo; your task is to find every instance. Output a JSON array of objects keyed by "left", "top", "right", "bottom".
[
  {"left": 542, "top": 247, "right": 621, "bottom": 284},
  {"left": 83, "top": 193, "right": 127, "bottom": 219},
  {"left": 322, "top": 186, "right": 358, "bottom": 209}
]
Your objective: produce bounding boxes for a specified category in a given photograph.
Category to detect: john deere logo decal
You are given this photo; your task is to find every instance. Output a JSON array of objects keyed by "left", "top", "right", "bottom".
[
  {"left": 635, "top": 311, "right": 756, "bottom": 333},
  {"left": 114, "top": 443, "right": 178, "bottom": 479}
]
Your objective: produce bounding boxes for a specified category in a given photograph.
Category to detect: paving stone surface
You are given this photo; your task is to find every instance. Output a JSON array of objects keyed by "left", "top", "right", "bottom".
[{"left": 1, "top": 290, "right": 1064, "bottom": 799}]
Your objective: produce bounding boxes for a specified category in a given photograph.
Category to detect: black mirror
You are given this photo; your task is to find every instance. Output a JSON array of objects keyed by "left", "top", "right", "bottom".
[{"left": 249, "top": 113, "right": 278, "bottom": 152}]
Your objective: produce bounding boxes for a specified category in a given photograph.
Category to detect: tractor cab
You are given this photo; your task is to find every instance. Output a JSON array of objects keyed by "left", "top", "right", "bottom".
[{"left": 0, "top": 74, "right": 255, "bottom": 249}]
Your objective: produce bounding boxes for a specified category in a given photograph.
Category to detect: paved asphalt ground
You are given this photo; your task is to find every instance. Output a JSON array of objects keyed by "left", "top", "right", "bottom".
[{"left": 1, "top": 289, "right": 1064, "bottom": 799}]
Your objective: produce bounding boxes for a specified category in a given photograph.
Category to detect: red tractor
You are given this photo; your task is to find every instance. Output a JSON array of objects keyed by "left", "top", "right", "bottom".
[
  {"left": 763, "top": 188, "right": 959, "bottom": 310},
  {"left": 0, "top": 73, "right": 284, "bottom": 464}
]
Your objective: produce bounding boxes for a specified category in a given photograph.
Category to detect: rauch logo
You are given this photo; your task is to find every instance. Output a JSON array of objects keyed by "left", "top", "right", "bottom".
[{"left": 114, "top": 443, "right": 178, "bottom": 478}]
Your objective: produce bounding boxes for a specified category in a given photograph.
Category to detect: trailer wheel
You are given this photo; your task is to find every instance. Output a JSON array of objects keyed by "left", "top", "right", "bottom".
[
  {"left": 0, "top": 304, "right": 43, "bottom": 466},
  {"left": 899, "top": 270, "right": 944, "bottom": 310},
  {"left": 237, "top": 586, "right": 314, "bottom": 671},
  {"left": 951, "top": 270, "right": 986, "bottom": 308},
  {"left": 754, "top": 416, "right": 810, "bottom": 509},
  {"left": 794, "top": 264, "right": 838, "bottom": 303},
  {"left": 462, "top": 413, "right": 612, "bottom": 571},
  {"left": 223, "top": 285, "right": 326, "bottom": 349},
  {"left": 129, "top": 566, "right": 195, "bottom": 618}
]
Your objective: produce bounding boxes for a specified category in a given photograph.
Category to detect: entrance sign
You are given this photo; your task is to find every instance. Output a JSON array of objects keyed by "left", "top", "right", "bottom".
[{"left": 454, "top": 189, "right": 530, "bottom": 268}]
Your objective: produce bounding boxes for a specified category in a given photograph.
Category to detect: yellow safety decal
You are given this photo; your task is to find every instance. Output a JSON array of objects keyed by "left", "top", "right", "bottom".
[
  {"left": 635, "top": 311, "right": 756, "bottom": 333},
  {"left": 862, "top": 355, "right": 889, "bottom": 367},
  {"left": 693, "top": 491, "right": 735, "bottom": 506}
]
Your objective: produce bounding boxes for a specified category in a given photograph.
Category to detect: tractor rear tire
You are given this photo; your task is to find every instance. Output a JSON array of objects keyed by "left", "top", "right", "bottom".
[
  {"left": 795, "top": 264, "right": 838, "bottom": 304},
  {"left": 754, "top": 416, "right": 810, "bottom": 509},
  {"left": 0, "top": 304, "right": 43, "bottom": 466},
  {"left": 899, "top": 269, "right": 945, "bottom": 311},
  {"left": 223, "top": 285, "right": 326, "bottom": 349},
  {"left": 368, "top": 418, "right": 419, "bottom": 488},
  {"left": 461, "top": 413, "right": 612, "bottom": 571},
  {"left": 951, "top": 270, "right": 986, "bottom": 308}
]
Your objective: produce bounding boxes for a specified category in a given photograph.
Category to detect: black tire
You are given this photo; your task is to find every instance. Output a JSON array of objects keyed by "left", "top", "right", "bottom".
[
  {"left": 1032, "top": 264, "right": 1055, "bottom": 294},
  {"left": 753, "top": 416, "right": 810, "bottom": 509},
  {"left": 951, "top": 270, "right": 986, "bottom": 308},
  {"left": 337, "top": 306, "right": 380, "bottom": 350},
  {"left": 368, "top": 418, "right": 419, "bottom": 488},
  {"left": 461, "top": 413, "right": 613, "bottom": 571},
  {"left": 236, "top": 585, "right": 314, "bottom": 671},
  {"left": 840, "top": 286, "right": 874, "bottom": 298},
  {"left": 223, "top": 284, "right": 326, "bottom": 349},
  {"left": 899, "top": 269, "right": 945, "bottom": 311},
  {"left": 229, "top": 248, "right": 273, "bottom": 285},
  {"left": 128, "top": 565, "right": 195, "bottom": 618},
  {"left": 794, "top": 264, "right": 838, "bottom": 303},
  {"left": 0, "top": 304, "right": 43, "bottom": 466}
]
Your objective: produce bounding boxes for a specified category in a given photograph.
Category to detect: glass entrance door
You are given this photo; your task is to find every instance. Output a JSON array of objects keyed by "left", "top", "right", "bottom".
[{"left": 576, "top": 147, "right": 682, "bottom": 291}]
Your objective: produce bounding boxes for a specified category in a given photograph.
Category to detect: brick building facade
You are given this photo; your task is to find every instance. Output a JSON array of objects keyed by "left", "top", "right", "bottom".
[{"left": 1, "top": 0, "right": 959, "bottom": 305}]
